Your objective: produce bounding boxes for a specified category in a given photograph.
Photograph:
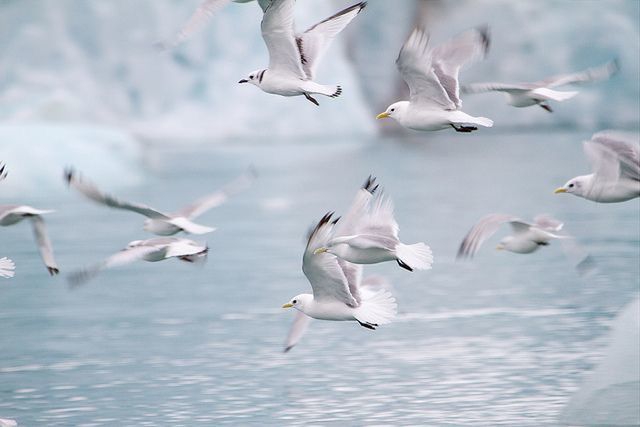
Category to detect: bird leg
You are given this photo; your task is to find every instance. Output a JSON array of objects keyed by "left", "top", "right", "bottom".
[
  {"left": 539, "top": 103, "right": 553, "bottom": 113},
  {"left": 304, "top": 93, "right": 319, "bottom": 106},
  {"left": 357, "top": 320, "right": 378, "bottom": 330},
  {"left": 396, "top": 258, "right": 414, "bottom": 272},
  {"left": 451, "top": 124, "right": 477, "bottom": 133}
]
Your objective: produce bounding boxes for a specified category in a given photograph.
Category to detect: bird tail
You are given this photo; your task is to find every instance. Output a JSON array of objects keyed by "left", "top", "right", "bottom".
[
  {"left": 307, "top": 83, "right": 342, "bottom": 98},
  {"left": 353, "top": 290, "right": 397, "bottom": 329},
  {"left": 395, "top": 242, "right": 434, "bottom": 271},
  {"left": 469, "top": 116, "right": 494, "bottom": 128},
  {"left": 531, "top": 87, "right": 578, "bottom": 102}
]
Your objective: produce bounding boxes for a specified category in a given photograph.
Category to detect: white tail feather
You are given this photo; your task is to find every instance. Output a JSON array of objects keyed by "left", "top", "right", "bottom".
[
  {"left": 395, "top": 242, "right": 434, "bottom": 271},
  {"left": 354, "top": 290, "right": 397, "bottom": 326},
  {"left": 471, "top": 116, "right": 494, "bottom": 127}
]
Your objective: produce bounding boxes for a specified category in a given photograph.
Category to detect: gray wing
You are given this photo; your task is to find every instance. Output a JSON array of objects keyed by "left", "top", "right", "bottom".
[
  {"left": 283, "top": 310, "right": 311, "bottom": 352},
  {"left": 457, "top": 214, "right": 521, "bottom": 259},
  {"left": 65, "top": 169, "right": 170, "bottom": 220},
  {"left": 462, "top": 82, "right": 535, "bottom": 94},
  {"left": 173, "top": 167, "right": 256, "bottom": 219},
  {"left": 590, "top": 131, "right": 640, "bottom": 181},
  {"left": 29, "top": 215, "right": 59, "bottom": 276},
  {"left": 296, "top": 2, "right": 366, "bottom": 80},
  {"left": 537, "top": 59, "right": 619, "bottom": 88},
  {"left": 261, "top": 0, "right": 306, "bottom": 78},
  {"left": 396, "top": 27, "right": 456, "bottom": 109},
  {"left": 533, "top": 214, "right": 564, "bottom": 233},
  {"left": 431, "top": 26, "right": 490, "bottom": 108}
]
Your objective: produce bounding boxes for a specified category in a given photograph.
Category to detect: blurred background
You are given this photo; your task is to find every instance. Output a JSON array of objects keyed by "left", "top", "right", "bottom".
[{"left": 0, "top": 0, "right": 638, "bottom": 425}]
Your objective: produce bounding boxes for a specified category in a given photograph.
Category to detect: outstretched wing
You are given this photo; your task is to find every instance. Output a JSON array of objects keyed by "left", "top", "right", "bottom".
[
  {"left": 431, "top": 26, "right": 490, "bottom": 108},
  {"left": 396, "top": 27, "right": 456, "bottom": 109},
  {"left": 261, "top": 0, "right": 306, "bottom": 78},
  {"left": 65, "top": 169, "right": 169, "bottom": 220},
  {"left": 296, "top": 2, "right": 366, "bottom": 80},
  {"left": 462, "top": 82, "right": 534, "bottom": 94},
  {"left": 29, "top": 215, "right": 59, "bottom": 275},
  {"left": 590, "top": 131, "right": 640, "bottom": 181},
  {"left": 174, "top": 167, "right": 257, "bottom": 219},
  {"left": 457, "top": 213, "right": 521, "bottom": 259},
  {"left": 302, "top": 213, "right": 358, "bottom": 306},
  {"left": 537, "top": 59, "right": 619, "bottom": 88},
  {"left": 283, "top": 310, "right": 311, "bottom": 352}
]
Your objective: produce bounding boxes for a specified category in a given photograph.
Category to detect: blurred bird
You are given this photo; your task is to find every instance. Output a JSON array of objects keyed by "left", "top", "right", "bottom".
[
  {"left": 65, "top": 167, "right": 256, "bottom": 235},
  {"left": 0, "top": 205, "right": 59, "bottom": 275},
  {"left": 0, "top": 257, "right": 15, "bottom": 278},
  {"left": 67, "top": 237, "right": 208, "bottom": 287},
  {"left": 463, "top": 59, "right": 618, "bottom": 112},
  {"left": 315, "top": 176, "right": 433, "bottom": 272},
  {"left": 457, "top": 213, "right": 568, "bottom": 258},
  {"left": 0, "top": 162, "right": 7, "bottom": 181},
  {"left": 282, "top": 209, "right": 397, "bottom": 332},
  {"left": 0, "top": 418, "right": 17, "bottom": 427},
  {"left": 555, "top": 130, "right": 640, "bottom": 202},
  {"left": 238, "top": 0, "right": 366, "bottom": 105},
  {"left": 376, "top": 27, "right": 493, "bottom": 132},
  {"left": 283, "top": 275, "right": 392, "bottom": 352},
  {"left": 155, "top": 0, "right": 271, "bottom": 51}
]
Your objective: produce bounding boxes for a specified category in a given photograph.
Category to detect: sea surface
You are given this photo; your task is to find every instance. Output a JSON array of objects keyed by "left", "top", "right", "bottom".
[{"left": 1, "top": 131, "right": 639, "bottom": 426}]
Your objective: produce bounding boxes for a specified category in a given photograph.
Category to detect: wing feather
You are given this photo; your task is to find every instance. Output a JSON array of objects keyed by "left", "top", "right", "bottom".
[
  {"left": 261, "top": 0, "right": 306, "bottom": 78},
  {"left": 457, "top": 214, "right": 521, "bottom": 259},
  {"left": 29, "top": 215, "right": 59, "bottom": 275}
]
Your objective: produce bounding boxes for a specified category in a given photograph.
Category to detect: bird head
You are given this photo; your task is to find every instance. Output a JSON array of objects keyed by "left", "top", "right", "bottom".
[
  {"left": 238, "top": 69, "right": 265, "bottom": 86},
  {"left": 376, "top": 101, "right": 408, "bottom": 121},
  {"left": 282, "top": 294, "right": 311, "bottom": 311}
]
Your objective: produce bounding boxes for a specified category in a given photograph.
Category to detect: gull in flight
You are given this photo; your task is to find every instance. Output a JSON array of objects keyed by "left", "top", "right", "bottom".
[
  {"left": 238, "top": 0, "right": 367, "bottom": 105},
  {"left": 315, "top": 176, "right": 433, "bottom": 272},
  {"left": 376, "top": 26, "right": 493, "bottom": 132},
  {"left": 555, "top": 131, "right": 639, "bottom": 203},
  {"left": 155, "top": 0, "right": 272, "bottom": 51},
  {"left": 282, "top": 210, "right": 397, "bottom": 331},
  {"left": 283, "top": 275, "right": 391, "bottom": 352},
  {"left": 68, "top": 237, "right": 208, "bottom": 286},
  {"left": 65, "top": 168, "right": 255, "bottom": 235},
  {"left": 0, "top": 205, "right": 59, "bottom": 275},
  {"left": 0, "top": 257, "right": 15, "bottom": 278},
  {"left": 463, "top": 60, "right": 618, "bottom": 112}
]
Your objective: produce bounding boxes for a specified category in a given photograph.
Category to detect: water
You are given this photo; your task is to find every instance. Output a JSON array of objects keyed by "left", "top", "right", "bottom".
[{"left": 0, "top": 131, "right": 639, "bottom": 426}]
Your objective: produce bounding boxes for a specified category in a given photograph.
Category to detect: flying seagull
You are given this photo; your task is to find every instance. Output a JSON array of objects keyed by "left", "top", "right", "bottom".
[
  {"left": 238, "top": 0, "right": 366, "bottom": 105},
  {"left": 376, "top": 26, "right": 493, "bottom": 132},
  {"left": 0, "top": 205, "right": 59, "bottom": 275},
  {"left": 463, "top": 60, "right": 618, "bottom": 112},
  {"left": 555, "top": 130, "right": 639, "bottom": 202},
  {"left": 65, "top": 167, "right": 255, "bottom": 235}
]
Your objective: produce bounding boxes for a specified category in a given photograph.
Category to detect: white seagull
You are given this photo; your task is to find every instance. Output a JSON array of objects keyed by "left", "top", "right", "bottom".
[
  {"left": 0, "top": 205, "right": 59, "bottom": 275},
  {"left": 463, "top": 60, "right": 618, "bottom": 112},
  {"left": 0, "top": 257, "right": 16, "bottom": 278},
  {"left": 315, "top": 176, "right": 433, "bottom": 272},
  {"left": 156, "top": 0, "right": 272, "bottom": 51},
  {"left": 282, "top": 212, "right": 397, "bottom": 331},
  {"left": 555, "top": 131, "right": 640, "bottom": 203},
  {"left": 376, "top": 26, "right": 493, "bottom": 132},
  {"left": 238, "top": 0, "right": 366, "bottom": 105},
  {"left": 457, "top": 214, "right": 569, "bottom": 257},
  {"left": 65, "top": 168, "right": 255, "bottom": 235},
  {"left": 68, "top": 237, "right": 208, "bottom": 286}
]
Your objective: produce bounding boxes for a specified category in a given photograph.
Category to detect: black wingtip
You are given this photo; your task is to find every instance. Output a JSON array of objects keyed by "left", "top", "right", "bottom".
[
  {"left": 477, "top": 24, "right": 490, "bottom": 55},
  {"left": 330, "top": 86, "right": 342, "bottom": 98},
  {"left": 63, "top": 167, "right": 75, "bottom": 185},
  {"left": 283, "top": 345, "right": 294, "bottom": 353},
  {"left": 363, "top": 175, "right": 378, "bottom": 194},
  {"left": 48, "top": 266, "right": 60, "bottom": 276}
]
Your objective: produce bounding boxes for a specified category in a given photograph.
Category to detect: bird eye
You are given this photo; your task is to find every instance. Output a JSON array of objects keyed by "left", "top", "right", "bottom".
[
  {"left": 292, "top": 299, "right": 297, "bottom": 304},
  {"left": 250, "top": 75, "right": 254, "bottom": 79},
  {"left": 569, "top": 183, "right": 574, "bottom": 188},
  {"left": 390, "top": 108, "right": 395, "bottom": 112}
]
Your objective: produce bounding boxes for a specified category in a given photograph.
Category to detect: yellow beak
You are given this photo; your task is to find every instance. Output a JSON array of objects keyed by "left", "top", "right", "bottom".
[
  {"left": 313, "top": 247, "right": 328, "bottom": 255},
  {"left": 376, "top": 112, "right": 390, "bottom": 119},
  {"left": 282, "top": 303, "right": 293, "bottom": 309},
  {"left": 554, "top": 187, "right": 567, "bottom": 194}
]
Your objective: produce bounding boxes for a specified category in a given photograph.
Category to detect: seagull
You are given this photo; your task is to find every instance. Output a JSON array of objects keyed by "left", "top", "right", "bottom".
[
  {"left": 457, "top": 213, "right": 569, "bottom": 257},
  {"left": 376, "top": 26, "right": 493, "bottom": 132},
  {"left": 0, "top": 257, "right": 15, "bottom": 278},
  {"left": 463, "top": 60, "right": 618, "bottom": 112},
  {"left": 0, "top": 418, "right": 17, "bottom": 427},
  {"left": 238, "top": 0, "right": 366, "bottom": 105},
  {"left": 314, "top": 176, "right": 433, "bottom": 272},
  {"left": 282, "top": 211, "right": 397, "bottom": 331},
  {"left": 65, "top": 167, "right": 255, "bottom": 235},
  {"left": 555, "top": 131, "right": 640, "bottom": 202},
  {"left": 155, "top": 0, "right": 272, "bottom": 51},
  {"left": 0, "top": 206, "right": 59, "bottom": 275},
  {"left": 283, "top": 274, "right": 391, "bottom": 352},
  {"left": 67, "top": 237, "right": 208, "bottom": 286}
]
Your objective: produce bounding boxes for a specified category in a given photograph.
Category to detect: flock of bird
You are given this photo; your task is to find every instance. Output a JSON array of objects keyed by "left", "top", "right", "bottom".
[{"left": 1, "top": 0, "right": 639, "bottom": 357}]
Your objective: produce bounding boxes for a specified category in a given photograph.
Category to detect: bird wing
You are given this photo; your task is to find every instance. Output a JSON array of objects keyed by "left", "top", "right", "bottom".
[
  {"left": 261, "top": 0, "right": 306, "bottom": 78},
  {"left": 590, "top": 131, "right": 640, "bottom": 181},
  {"left": 396, "top": 27, "right": 456, "bottom": 109},
  {"left": 331, "top": 175, "right": 377, "bottom": 238},
  {"left": 461, "top": 82, "right": 534, "bottom": 94},
  {"left": 457, "top": 214, "right": 520, "bottom": 259},
  {"left": 431, "top": 26, "right": 490, "bottom": 108},
  {"left": 296, "top": 2, "right": 366, "bottom": 80},
  {"left": 0, "top": 257, "right": 15, "bottom": 278},
  {"left": 66, "top": 169, "right": 170, "bottom": 220},
  {"left": 537, "top": 59, "right": 619, "bottom": 88},
  {"left": 352, "top": 191, "right": 400, "bottom": 243},
  {"left": 302, "top": 213, "right": 359, "bottom": 306},
  {"left": 283, "top": 310, "right": 312, "bottom": 352},
  {"left": 174, "top": 167, "right": 256, "bottom": 219},
  {"left": 67, "top": 245, "right": 160, "bottom": 287},
  {"left": 155, "top": 0, "right": 233, "bottom": 51},
  {"left": 29, "top": 215, "right": 59, "bottom": 275},
  {"left": 533, "top": 214, "right": 564, "bottom": 233},
  {"left": 164, "top": 239, "right": 208, "bottom": 258},
  {"left": 0, "top": 162, "right": 7, "bottom": 181}
]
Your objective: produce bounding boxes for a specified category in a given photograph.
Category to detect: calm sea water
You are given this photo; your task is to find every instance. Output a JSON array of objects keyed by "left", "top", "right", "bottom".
[{"left": 1, "top": 131, "right": 639, "bottom": 426}]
